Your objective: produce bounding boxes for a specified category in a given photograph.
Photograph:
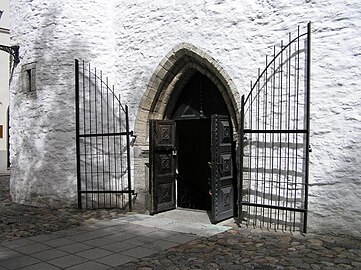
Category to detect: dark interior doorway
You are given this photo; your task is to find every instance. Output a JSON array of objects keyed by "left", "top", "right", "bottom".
[
  {"left": 176, "top": 119, "right": 211, "bottom": 211},
  {"left": 169, "top": 71, "right": 232, "bottom": 214}
]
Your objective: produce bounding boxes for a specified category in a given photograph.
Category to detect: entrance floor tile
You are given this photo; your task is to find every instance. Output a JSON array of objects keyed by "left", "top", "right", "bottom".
[
  {"left": 121, "top": 246, "right": 158, "bottom": 259},
  {"left": 143, "top": 239, "right": 180, "bottom": 251},
  {"left": 47, "top": 254, "right": 87, "bottom": 268},
  {"left": 58, "top": 242, "right": 94, "bottom": 253},
  {"left": 83, "top": 236, "right": 118, "bottom": 247},
  {"left": 18, "top": 262, "right": 61, "bottom": 270},
  {"left": 96, "top": 253, "right": 134, "bottom": 267},
  {"left": 76, "top": 247, "right": 113, "bottom": 260},
  {"left": 0, "top": 255, "right": 40, "bottom": 269},
  {"left": 29, "top": 249, "right": 68, "bottom": 261},
  {"left": 0, "top": 247, "right": 22, "bottom": 261},
  {"left": 102, "top": 241, "right": 138, "bottom": 252},
  {"left": 66, "top": 261, "right": 110, "bottom": 270},
  {"left": 166, "top": 233, "right": 198, "bottom": 244},
  {"left": 42, "top": 237, "right": 75, "bottom": 248},
  {"left": 13, "top": 242, "right": 50, "bottom": 255}
]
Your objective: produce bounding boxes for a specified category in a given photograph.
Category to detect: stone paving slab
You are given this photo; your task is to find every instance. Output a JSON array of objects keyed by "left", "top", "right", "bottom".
[
  {"left": 1, "top": 174, "right": 361, "bottom": 269},
  {"left": 119, "top": 211, "right": 232, "bottom": 237},
  {"left": 0, "top": 216, "right": 201, "bottom": 269}
]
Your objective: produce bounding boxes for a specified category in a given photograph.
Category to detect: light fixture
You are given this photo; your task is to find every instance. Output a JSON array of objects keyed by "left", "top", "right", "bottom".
[
  {"left": 0, "top": 45, "right": 20, "bottom": 64},
  {"left": 0, "top": 10, "right": 20, "bottom": 64}
]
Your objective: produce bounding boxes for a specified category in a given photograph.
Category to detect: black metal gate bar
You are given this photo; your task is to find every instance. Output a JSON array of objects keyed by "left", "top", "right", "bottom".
[
  {"left": 75, "top": 59, "right": 134, "bottom": 210},
  {"left": 240, "top": 23, "right": 311, "bottom": 233},
  {"left": 304, "top": 22, "right": 311, "bottom": 233}
]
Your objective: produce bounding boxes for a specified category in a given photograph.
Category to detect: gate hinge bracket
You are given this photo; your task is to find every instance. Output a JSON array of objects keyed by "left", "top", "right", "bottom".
[{"left": 0, "top": 44, "right": 20, "bottom": 65}]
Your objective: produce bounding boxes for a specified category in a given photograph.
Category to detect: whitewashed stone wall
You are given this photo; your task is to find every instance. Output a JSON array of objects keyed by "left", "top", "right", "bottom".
[
  {"left": 0, "top": 0, "right": 10, "bottom": 173},
  {"left": 9, "top": 0, "right": 361, "bottom": 237}
]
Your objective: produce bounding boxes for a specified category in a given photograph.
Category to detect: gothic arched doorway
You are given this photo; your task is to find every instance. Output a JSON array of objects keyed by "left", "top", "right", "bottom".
[
  {"left": 134, "top": 43, "right": 240, "bottom": 223},
  {"left": 150, "top": 72, "right": 237, "bottom": 223}
]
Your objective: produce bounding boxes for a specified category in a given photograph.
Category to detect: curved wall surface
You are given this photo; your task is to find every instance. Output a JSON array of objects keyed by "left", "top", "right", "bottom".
[{"left": 9, "top": 0, "right": 361, "bottom": 237}]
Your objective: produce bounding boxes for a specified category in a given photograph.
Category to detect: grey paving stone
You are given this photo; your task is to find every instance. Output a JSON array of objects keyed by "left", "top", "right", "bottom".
[
  {"left": 81, "top": 224, "right": 109, "bottom": 232},
  {"left": 131, "top": 235, "right": 157, "bottom": 244},
  {"left": 121, "top": 246, "right": 158, "bottom": 259},
  {"left": 92, "top": 219, "right": 121, "bottom": 227},
  {"left": 83, "top": 236, "right": 117, "bottom": 247},
  {"left": 102, "top": 241, "right": 138, "bottom": 252},
  {"left": 100, "top": 226, "right": 125, "bottom": 235},
  {"left": 14, "top": 242, "right": 50, "bottom": 255},
  {"left": 48, "top": 254, "right": 87, "bottom": 268},
  {"left": 68, "top": 230, "right": 112, "bottom": 242},
  {"left": 43, "top": 237, "right": 75, "bottom": 247},
  {"left": 143, "top": 239, "right": 180, "bottom": 251},
  {"left": 30, "top": 249, "right": 68, "bottom": 261},
  {"left": 65, "top": 232, "right": 96, "bottom": 242},
  {"left": 0, "top": 247, "right": 22, "bottom": 261},
  {"left": 66, "top": 261, "right": 110, "bottom": 270},
  {"left": 165, "top": 233, "right": 198, "bottom": 244},
  {"left": 18, "top": 262, "right": 61, "bottom": 270},
  {"left": 110, "top": 223, "right": 136, "bottom": 231},
  {"left": 127, "top": 226, "right": 159, "bottom": 236},
  {"left": 118, "top": 236, "right": 155, "bottom": 247},
  {"left": 104, "top": 231, "right": 138, "bottom": 242},
  {"left": 76, "top": 248, "right": 113, "bottom": 260},
  {"left": 96, "top": 253, "right": 135, "bottom": 267},
  {"left": 52, "top": 227, "right": 85, "bottom": 237},
  {"left": 28, "top": 234, "right": 59, "bottom": 243},
  {"left": 145, "top": 229, "right": 178, "bottom": 239},
  {"left": 58, "top": 243, "right": 94, "bottom": 253},
  {"left": 92, "top": 229, "right": 118, "bottom": 237},
  {"left": 1, "top": 239, "right": 35, "bottom": 249},
  {"left": 109, "top": 239, "right": 139, "bottom": 250},
  {"left": 0, "top": 255, "right": 40, "bottom": 269},
  {"left": 110, "top": 222, "right": 140, "bottom": 232}
]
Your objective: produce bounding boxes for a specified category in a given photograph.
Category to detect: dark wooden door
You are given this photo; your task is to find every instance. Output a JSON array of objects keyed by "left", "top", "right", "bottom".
[
  {"left": 211, "top": 115, "right": 235, "bottom": 223},
  {"left": 150, "top": 120, "right": 177, "bottom": 214}
]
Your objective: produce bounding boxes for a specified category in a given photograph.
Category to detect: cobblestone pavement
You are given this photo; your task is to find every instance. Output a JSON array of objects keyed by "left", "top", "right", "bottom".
[
  {"left": 0, "top": 174, "right": 125, "bottom": 241},
  {"left": 1, "top": 173, "right": 361, "bottom": 269},
  {"left": 120, "top": 228, "right": 361, "bottom": 270}
]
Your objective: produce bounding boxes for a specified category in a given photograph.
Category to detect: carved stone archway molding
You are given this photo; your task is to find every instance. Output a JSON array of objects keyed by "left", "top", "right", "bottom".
[{"left": 133, "top": 42, "right": 240, "bottom": 211}]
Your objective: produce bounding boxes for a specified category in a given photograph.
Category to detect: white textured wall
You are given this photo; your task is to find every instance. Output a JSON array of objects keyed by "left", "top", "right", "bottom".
[
  {"left": 9, "top": 0, "right": 361, "bottom": 236},
  {"left": 9, "top": 0, "right": 117, "bottom": 206},
  {"left": 0, "top": 0, "right": 10, "bottom": 172}
]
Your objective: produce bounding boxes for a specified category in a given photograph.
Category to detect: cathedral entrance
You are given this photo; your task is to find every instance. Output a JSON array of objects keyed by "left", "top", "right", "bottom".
[{"left": 150, "top": 72, "right": 237, "bottom": 223}]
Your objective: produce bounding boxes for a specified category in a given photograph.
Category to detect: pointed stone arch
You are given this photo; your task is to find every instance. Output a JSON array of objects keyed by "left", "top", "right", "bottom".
[{"left": 133, "top": 43, "right": 240, "bottom": 211}]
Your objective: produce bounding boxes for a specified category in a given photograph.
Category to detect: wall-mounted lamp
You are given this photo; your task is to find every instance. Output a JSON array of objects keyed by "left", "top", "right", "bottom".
[
  {"left": 0, "top": 45, "right": 20, "bottom": 65},
  {"left": 0, "top": 9, "right": 20, "bottom": 64}
]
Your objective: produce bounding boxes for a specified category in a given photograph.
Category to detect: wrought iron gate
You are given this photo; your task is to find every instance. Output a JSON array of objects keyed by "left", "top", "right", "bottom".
[
  {"left": 75, "top": 60, "right": 134, "bottom": 210},
  {"left": 240, "top": 23, "right": 311, "bottom": 233}
]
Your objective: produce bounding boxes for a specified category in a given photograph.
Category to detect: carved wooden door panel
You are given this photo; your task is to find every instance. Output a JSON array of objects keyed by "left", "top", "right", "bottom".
[
  {"left": 150, "top": 120, "right": 176, "bottom": 214},
  {"left": 211, "top": 115, "right": 235, "bottom": 223}
]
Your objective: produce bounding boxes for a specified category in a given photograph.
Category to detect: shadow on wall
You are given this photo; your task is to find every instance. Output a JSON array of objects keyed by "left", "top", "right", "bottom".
[
  {"left": 10, "top": 3, "right": 96, "bottom": 207},
  {"left": 76, "top": 60, "right": 133, "bottom": 209},
  {"left": 240, "top": 26, "right": 310, "bottom": 233}
]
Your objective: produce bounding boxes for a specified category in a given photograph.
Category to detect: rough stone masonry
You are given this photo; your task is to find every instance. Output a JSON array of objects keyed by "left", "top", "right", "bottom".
[{"left": 8, "top": 0, "right": 361, "bottom": 238}]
